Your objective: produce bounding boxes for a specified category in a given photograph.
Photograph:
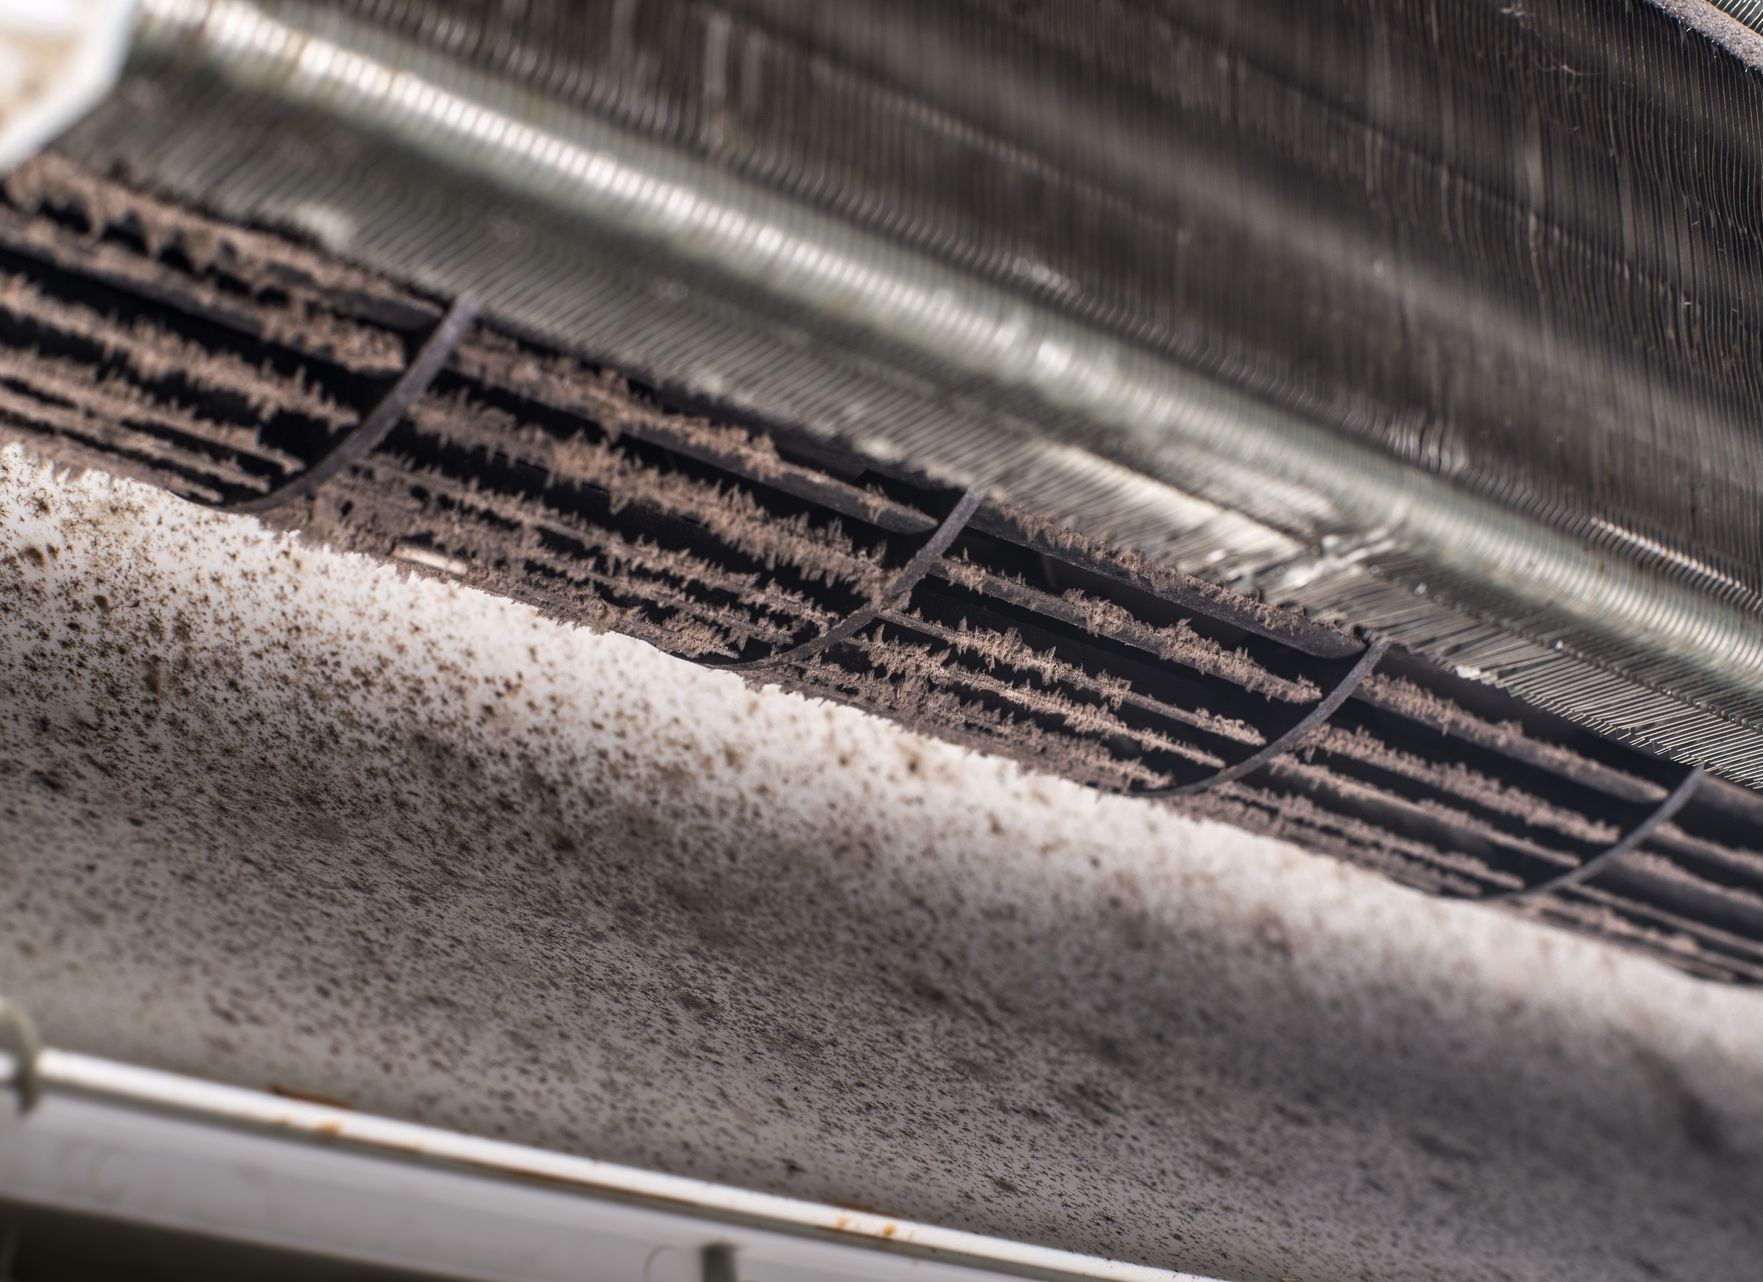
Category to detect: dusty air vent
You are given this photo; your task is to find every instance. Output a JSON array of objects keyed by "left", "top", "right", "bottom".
[{"left": 4, "top": 154, "right": 1763, "bottom": 986}]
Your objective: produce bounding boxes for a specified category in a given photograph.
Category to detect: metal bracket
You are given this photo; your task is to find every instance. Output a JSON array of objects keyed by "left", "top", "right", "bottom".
[
  {"left": 0, "top": 996, "right": 42, "bottom": 1114},
  {"left": 702, "top": 487, "right": 983, "bottom": 672},
  {"left": 210, "top": 293, "right": 480, "bottom": 515}
]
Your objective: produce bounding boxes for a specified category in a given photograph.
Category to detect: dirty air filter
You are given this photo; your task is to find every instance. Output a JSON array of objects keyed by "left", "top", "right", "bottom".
[
  {"left": 4, "top": 154, "right": 1763, "bottom": 987},
  {"left": 32, "top": 0, "right": 1763, "bottom": 798}
]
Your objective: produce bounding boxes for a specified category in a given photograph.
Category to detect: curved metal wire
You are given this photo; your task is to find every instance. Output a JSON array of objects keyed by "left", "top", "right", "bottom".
[
  {"left": 1457, "top": 767, "right": 1706, "bottom": 905},
  {"left": 1131, "top": 639, "right": 1390, "bottom": 800},
  {"left": 210, "top": 293, "right": 479, "bottom": 514},
  {"left": 702, "top": 488, "right": 984, "bottom": 673}
]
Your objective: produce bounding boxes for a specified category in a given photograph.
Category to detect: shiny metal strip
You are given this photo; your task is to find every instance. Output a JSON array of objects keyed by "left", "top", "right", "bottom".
[{"left": 0, "top": 1046, "right": 1219, "bottom": 1282}]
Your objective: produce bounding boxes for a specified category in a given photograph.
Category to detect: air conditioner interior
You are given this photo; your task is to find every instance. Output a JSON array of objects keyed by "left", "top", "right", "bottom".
[{"left": 3, "top": 3, "right": 1763, "bottom": 1282}]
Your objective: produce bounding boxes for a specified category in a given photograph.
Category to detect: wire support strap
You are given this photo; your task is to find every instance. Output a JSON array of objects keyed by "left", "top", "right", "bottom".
[
  {"left": 1131, "top": 639, "right": 1391, "bottom": 800},
  {"left": 209, "top": 293, "right": 480, "bottom": 514},
  {"left": 702, "top": 487, "right": 984, "bottom": 672},
  {"left": 1454, "top": 766, "right": 1706, "bottom": 904}
]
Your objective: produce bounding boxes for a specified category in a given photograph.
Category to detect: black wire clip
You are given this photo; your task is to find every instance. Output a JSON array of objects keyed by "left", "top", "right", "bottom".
[
  {"left": 1453, "top": 766, "right": 1705, "bottom": 904},
  {"left": 702, "top": 486, "right": 983, "bottom": 672},
  {"left": 1130, "top": 638, "right": 1392, "bottom": 800},
  {"left": 209, "top": 293, "right": 481, "bottom": 515}
]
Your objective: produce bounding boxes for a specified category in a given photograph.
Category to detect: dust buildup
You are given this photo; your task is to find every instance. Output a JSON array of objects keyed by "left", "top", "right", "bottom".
[
  {"left": 1356, "top": 672, "right": 1666, "bottom": 804},
  {"left": 2, "top": 153, "right": 412, "bottom": 374},
  {"left": 939, "top": 555, "right": 1320, "bottom": 703},
  {"left": 1306, "top": 722, "right": 1620, "bottom": 846},
  {"left": 881, "top": 604, "right": 1264, "bottom": 746},
  {"left": 2, "top": 156, "right": 1760, "bottom": 986}
]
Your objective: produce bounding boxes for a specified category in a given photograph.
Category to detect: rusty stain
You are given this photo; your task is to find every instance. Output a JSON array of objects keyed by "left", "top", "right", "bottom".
[
  {"left": 830, "top": 1199, "right": 895, "bottom": 1217},
  {"left": 269, "top": 1083, "right": 355, "bottom": 1110}
]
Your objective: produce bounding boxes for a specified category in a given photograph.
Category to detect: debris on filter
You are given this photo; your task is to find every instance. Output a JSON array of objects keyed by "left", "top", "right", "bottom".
[
  {"left": 2, "top": 152, "right": 1761, "bottom": 985},
  {"left": 851, "top": 630, "right": 1223, "bottom": 768},
  {"left": 0, "top": 362, "right": 276, "bottom": 494},
  {"left": 410, "top": 396, "right": 881, "bottom": 585},
  {"left": 1622, "top": 850, "right": 1763, "bottom": 921},
  {"left": 939, "top": 554, "right": 1318, "bottom": 702},
  {"left": 0, "top": 396, "right": 227, "bottom": 502},
  {"left": 1304, "top": 722, "right": 1621, "bottom": 845},
  {"left": 1355, "top": 671, "right": 1665, "bottom": 804},
  {"left": 880, "top": 604, "right": 1265, "bottom": 745},
  {"left": 401, "top": 392, "right": 889, "bottom": 584},
  {"left": 789, "top": 652, "right": 1174, "bottom": 793},
  {"left": 459, "top": 333, "right": 786, "bottom": 484},
  {"left": 2, "top": 153, "right": 414, "bottom": 373},
  {"left": 1000, "top": 503, "right": 1341, "bottom": 642},
  {"left": 0, "top": 272, "right": 353, "bottom": 432},
  {"left": 390, "top": 460, "right": 833, "bottom": 639},
  {"left": 1262, "top": 756, "right": 1582, "bottom": 873},
  {"left": 1539, "top": 889, "right": 1763, "bottom": 985},
  {"left": 1190, "top": 781, "right": 1497, "bottom": 898},
  {"left": 1649, "top": 819, "right": 1763, "bottom": 887},
  {"left": 305, "top": 463, "right": 775, "bottom": 663}
]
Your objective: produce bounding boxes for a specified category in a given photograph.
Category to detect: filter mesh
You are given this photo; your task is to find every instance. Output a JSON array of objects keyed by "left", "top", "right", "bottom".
[{"left": 3, "top": 154, "right": 1760, "bottom": 985}]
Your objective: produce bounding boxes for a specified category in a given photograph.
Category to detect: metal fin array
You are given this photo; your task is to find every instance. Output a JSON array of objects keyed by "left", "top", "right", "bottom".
[{"left": 3, "top": 154, "right": 1760, "bottom": 985}]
